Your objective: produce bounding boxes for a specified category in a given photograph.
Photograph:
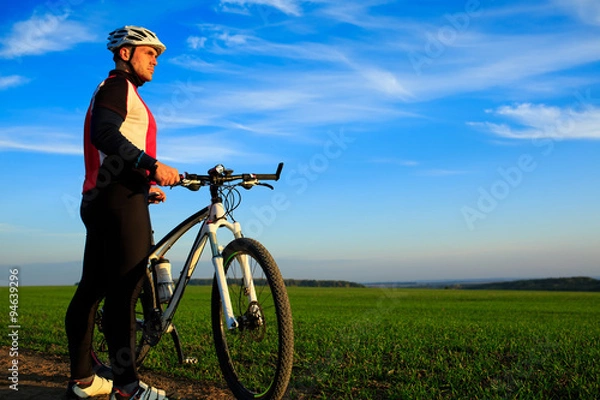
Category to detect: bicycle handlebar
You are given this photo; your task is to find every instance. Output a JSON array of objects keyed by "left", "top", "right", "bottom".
[{"left": 177, "top": 162, "right": 284, "bottom": 191}]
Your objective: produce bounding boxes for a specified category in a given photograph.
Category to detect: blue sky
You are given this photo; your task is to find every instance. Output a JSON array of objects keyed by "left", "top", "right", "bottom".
[{"left": 1, "top": 0, "right": 600, "bottom": 285}]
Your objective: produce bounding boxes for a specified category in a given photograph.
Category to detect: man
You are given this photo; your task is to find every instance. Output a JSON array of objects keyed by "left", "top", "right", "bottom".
[{"left": 65, "top": 26, "right": 179, "bottom": 400}]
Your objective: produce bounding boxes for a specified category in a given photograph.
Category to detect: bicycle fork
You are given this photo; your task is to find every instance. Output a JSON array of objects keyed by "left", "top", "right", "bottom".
[{"left": 208, "top": 204, "right": 259, "bottom": 330}]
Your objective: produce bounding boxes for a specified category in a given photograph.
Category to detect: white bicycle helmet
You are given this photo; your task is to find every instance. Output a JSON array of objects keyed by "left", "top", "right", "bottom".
[{"left": 107, "top": 26, "right": 166, "bottom": 55}]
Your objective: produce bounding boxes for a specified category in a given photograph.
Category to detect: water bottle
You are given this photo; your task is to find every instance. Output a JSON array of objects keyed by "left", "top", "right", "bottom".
[{"left": 155, "top": 258, "right": 174, "bottom": 303}]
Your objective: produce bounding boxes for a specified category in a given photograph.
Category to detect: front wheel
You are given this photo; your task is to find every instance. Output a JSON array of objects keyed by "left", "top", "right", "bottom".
[{"left": 211, "top": 238, "right": 294, "bottom": 400}]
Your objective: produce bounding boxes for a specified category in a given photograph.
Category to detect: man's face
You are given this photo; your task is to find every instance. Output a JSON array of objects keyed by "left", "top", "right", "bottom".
[{"left": 128, "top": 45, "right": 159, "bottom": 82}]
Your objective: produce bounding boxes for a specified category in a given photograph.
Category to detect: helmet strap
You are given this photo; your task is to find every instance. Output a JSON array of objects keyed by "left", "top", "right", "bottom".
[{"left": 117, "top": 46, "right": 145, "bottom": 87}]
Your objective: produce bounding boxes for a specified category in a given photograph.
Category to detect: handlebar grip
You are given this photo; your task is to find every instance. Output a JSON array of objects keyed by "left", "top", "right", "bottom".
[
  {"left": 275, "top": 162, "right": 284, "bottom": 180},
  {"left": 254, "top": 162, "right": 284, "bottom": 181}
]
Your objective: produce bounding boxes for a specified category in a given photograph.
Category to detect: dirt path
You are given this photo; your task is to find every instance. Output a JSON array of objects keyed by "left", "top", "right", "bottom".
[{"left": 1, "top": 347, "right": 233, "bottom": 399}]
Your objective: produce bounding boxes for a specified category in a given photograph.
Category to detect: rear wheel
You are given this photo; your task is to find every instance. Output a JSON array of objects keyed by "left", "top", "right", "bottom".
[
  {"left": 92, "top": 284, "right": 154, "bottom": 374},
  {"left": 211, "top": 238, "right": 294, "bottom": 400}
]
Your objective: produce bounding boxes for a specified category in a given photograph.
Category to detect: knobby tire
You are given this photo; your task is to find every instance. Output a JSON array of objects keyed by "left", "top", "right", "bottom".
[{"left": 211, "top": 238, "right": 294, "bottom": 400}]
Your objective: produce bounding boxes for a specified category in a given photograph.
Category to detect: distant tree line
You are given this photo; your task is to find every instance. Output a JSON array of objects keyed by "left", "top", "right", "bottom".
[
  {"left": 283, "top": 279, "right": 365, "bottom": 288},
  {"left": 188, "top": 278, "right": 364, "bottom": 288},
  {"left": 463, "top": 276, "right": 600, "bottom": 292}
]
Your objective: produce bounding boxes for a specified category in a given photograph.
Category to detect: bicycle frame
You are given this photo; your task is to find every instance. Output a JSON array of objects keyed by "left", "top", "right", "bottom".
[{"left": 147, "top": 199, "right": 258, "bottom": 334}]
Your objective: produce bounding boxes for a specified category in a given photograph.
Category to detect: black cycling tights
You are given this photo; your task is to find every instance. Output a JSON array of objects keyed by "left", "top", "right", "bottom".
[{"left": 65, "top": 181, "right": 151, "bottom": 386}]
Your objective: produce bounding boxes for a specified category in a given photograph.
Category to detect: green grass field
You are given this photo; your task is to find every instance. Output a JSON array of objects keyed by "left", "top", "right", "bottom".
[{"left": 3, "top": 285, "right": 600, "bottom": 399}]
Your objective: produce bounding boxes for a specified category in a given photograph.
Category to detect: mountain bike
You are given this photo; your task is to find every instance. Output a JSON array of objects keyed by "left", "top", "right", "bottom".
[{"left": 93, "top": 163, "right": 294, "bottom": 400}]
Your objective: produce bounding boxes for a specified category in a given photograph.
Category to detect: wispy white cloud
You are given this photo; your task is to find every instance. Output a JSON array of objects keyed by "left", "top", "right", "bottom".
[
  {"left": 0, "top": 126, "right": 80, "bottom": 154},
  {"left": 156, "top": 0, "right": 600, "bottom": 163},
  {"left": 194, "top": 23, "right": 347, "bottom": 63},
  {"left": 469, "top": 103, "right": 600, "bottom": 140},
  {"left": 190, "top": 1, "right": 600, "bottom": 106},
  {"left": 187, "top": 36, "right": 206, "bottom": 50},
  {"left": 315, "top": 1, "right": 409, "bottom": 31},
  {"left": 348, "top": 64, "right": 414, "bottom": 100},
  {"left": 0, "top": 12, "right": 95, "bottom": 58},
  {"left": 157, "top": 133, "right": 274, "bottom": 165},
  {"left": 0, "top": 75, "right": 28, "bottom": 90},
  {"left": 370, "top": 158, "right": 470, "bottom": 177},
  {"left": 400, "top": 30, "right": 600, "bottom": 100},
  {"left": 220, "top": 0, "right": 303, "bottom": 16},
  {"left": 152, "top": 68, "right": 419, "bottom": 141},
  {"left": 169, "top": 19, "right": 422, "bottom": 135},
  {"left": 168, "top": 54, "right": 225, "bottom": 73},
  {"left": 553, "top": 0, "right": 600, "bottom": 26}
]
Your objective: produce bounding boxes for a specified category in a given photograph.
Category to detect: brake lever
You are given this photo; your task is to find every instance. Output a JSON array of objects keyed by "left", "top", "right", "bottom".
[
  {"left": 259, "top": 182, "right": 274, "bottom": 190},
  {"left": 240, "top": 181, "right": 274, "bottom": 190}
]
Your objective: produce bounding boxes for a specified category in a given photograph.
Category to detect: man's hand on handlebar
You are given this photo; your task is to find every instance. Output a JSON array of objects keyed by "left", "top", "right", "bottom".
[{"left": 153, "top": 161, "right": 180, "bottom": 186}]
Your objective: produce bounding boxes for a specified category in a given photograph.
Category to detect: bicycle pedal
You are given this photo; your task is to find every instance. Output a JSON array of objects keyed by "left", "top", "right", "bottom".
[{"left": 183, "top": 357, "right": 198, "bottom": 364}]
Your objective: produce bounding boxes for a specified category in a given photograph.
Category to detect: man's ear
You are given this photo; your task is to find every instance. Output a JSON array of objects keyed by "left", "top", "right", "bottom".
[{"left": 118, "top": 46, "right": 131, "bottom": 62}]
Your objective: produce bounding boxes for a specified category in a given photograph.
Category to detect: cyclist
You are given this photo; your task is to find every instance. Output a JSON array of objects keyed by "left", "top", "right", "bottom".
[{"left": 65, "top": 25, "right": 179, "bottom": 400}]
